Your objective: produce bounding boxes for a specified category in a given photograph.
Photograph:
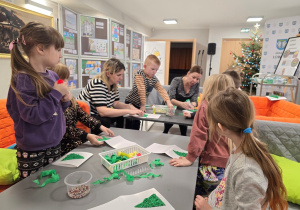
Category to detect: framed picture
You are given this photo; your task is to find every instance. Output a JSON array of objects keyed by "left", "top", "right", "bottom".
[{"left": 0, "top": 1, "right": 53, "bottom": 58}]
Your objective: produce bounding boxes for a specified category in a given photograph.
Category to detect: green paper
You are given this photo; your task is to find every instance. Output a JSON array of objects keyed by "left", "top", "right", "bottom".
[
  {"left": 134, "top": 193, "right": 166, "bottom": 208},
  {"left": 270, "top": 95, "right": 279, "bottom": 98},
  {"left": 190, "top": 109, "right": 197, "bottom": 112},
  {"left": 143, "top": 114, "right": 148, "bottom": 117},
  {"left": 178, "top": 113, "right": 183, "bottom": 115},
  {"left": 62, "top": 153, "right": 84, "bottom": 161},
  {"left": 97, "top": 136, "right": 111, "bottom": 141},
  {"left": 33, "top": 170, "right": 59, "bottom": 188},
  {"left": 149, "top": 159, "right": 164, "bottom": 169},
  {"left": 173, "top": 150, "right": 187, "bottom": 157}
]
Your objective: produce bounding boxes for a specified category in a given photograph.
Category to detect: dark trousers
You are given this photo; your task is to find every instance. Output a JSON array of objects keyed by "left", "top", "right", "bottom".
[
  {"left": 91, "top": 115, "right": 124, "bottom": 131},
  {"left": 163, "top": 123, "right": 187, "bottom": 136},
  {"left": 124, "top": 101, "right": 141, "bottom": 130}
]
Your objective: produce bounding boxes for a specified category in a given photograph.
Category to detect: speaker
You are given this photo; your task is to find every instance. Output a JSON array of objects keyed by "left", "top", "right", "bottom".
[{"left": 207, "top": 43, "right": 216, "bottom": 55}]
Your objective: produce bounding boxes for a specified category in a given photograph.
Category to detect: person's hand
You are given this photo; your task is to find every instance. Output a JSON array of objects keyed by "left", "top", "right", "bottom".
[
  {"left": 140, "top": 104, "right": 146, "bottom": 113},
  {"left": 183, "top": 112, "right": 191, "bottom": 118},
  {"left": 129, "top": 109, "right": 144, "bottom": 117},
  {"left": 169, "top": 156, "right": 192, "bottom": 167},
  {"left": 181, "top": 102, "right": 192, "bottom": 110},
  {"left": 61, "top": 91, "right": 72, "bottom": 102},
  {"left": 53, "top": 80, "right": 69, "bottom": 96},
  {"left": 86, "top": 134, "right": 104, "bottom": 146},
  {"left": 100, "top": 125, "right": 114, "bottom": 136},
  {"left": 195, "top": 195, "right": 211, "bottom": 210}
]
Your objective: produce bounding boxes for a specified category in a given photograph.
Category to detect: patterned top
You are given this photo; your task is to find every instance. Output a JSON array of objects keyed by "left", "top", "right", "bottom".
[
  {"left": 78, "top": 79, "right": 120, "bottom": 116},
  {"left": 208, "top": 152, "right": 268, "bottom": 209},
  {"left": 168, "top": 76, "right": 199, "bottom": 104},
  {"left": 125, "top": 69, "right": 170, "bottom": 107},
  {"left": 61, "top": 101, "right": 102, "bottom": 155}
]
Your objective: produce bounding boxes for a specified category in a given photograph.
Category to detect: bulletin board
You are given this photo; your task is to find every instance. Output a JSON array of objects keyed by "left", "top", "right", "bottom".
[
  {"left": 274, "top": 37, "right": 300, "bottom": 76},
  {"left": 132, "top": 63, "right": 141, "bottom": 82},
  {"left": 81, "top": 59, "right": 105, "bottom": 87},
  {"left": 64, "top": 58, "right": 78, "bottom": 89},
  {"left": 111, "top": 21, "right": 125, "bottom": 59},
  {"left": 126, "top": 29, "right": 131, "bottom": 60},
  {"left": 61, "top": 7, "right": 78, "bottom": 55},
  {"left": 132, "top": 32, "right": 143, "bottom": 61},
  {"left": 80, "top": 15, "right": 108, "bottom": 57}
]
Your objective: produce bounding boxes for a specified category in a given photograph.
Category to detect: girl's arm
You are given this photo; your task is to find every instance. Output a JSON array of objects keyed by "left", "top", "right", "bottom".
[{"left": 96, "top": 104, "right": 143, "bottom": 118}]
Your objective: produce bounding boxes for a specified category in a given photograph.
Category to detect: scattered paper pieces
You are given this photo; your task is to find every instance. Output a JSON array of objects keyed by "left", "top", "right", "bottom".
[
  {"left": 87, "top": 188, "right": 174, "bottom": 210},
  {"left": 52, "top": 152, "right": 93, "bottom": 167},
  {"left": 266, "top": 96, "right": 287, "bottom": 101},
  {"left": 146, "top": 143, "right": 188, "bottom": 159},
  {"left": 104, "top": 135, "right": 136, "bottom": 149}
]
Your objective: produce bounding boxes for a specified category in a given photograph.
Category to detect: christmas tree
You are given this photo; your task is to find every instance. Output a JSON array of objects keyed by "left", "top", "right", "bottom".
[{"left": 231, "top": 23, "right": 262, "bottom": 93}]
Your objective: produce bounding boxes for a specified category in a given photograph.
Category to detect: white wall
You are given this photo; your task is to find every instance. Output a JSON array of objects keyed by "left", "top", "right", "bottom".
[{"left": 206, "top": 26, "right": 257, "bottom": 77}]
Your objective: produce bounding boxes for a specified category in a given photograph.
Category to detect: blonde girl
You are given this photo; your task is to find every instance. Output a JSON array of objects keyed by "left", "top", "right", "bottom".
[
  {"left": 170, "top": 74, "right": 235, "bottom": 197},
  {"left": 195, "top": 88, "right": 288, "bottom": 210},
  {"left": 6, "top": 22, "right": 70, "bottom": 178}
]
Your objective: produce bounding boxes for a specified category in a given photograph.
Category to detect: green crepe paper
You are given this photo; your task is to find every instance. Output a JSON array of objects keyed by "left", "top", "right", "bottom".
[
  {"left": 62, "top": 153, "right": 84, "bottom": 161},
  {"left": 135, "top": 193, "right": 166, "bottom": 208},
  {"left": 149, "top": 159, "right": 164, "bottom": 169},
  {"left": 104, "top": 154, "right": 128, "bottom": 164},
  {"left": 143, "top": 114, "right": 148, "bottom": 117},
  {"left": 97, "top": 136, "right": 111, "bottom": 141},
  {"left": 33, "top": 169, "right": 59, "bottom": 187},
  {"left": 92, "top": 170, "right": 161, "bottom": 185},
  {"left": 173, "top": 150, "right": 187, "bottom": 157},
  {"left": 270, "top": 95, "right": 279, "bottom": 98}
]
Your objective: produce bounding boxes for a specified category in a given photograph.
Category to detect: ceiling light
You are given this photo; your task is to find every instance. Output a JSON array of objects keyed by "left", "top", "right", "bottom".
[
  {"left": 163, "top": 19, "right": 177, "bottom": 24},
  {"left": 25, "top": 0, "right": 53, "bottom": 16},
  {"left": 247, "top": 17, "right": 263, "bottom": 22}
]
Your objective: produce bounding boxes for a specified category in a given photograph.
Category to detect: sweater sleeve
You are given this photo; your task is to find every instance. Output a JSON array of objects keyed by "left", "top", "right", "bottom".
[
  {"left": 186, "top": 101, "right": 209, "bottom": 163},
  {"left": 154, "top": 81, "right": 170, "bottom": 102},
  {"left": 135, "top": 75, "right": 147, "bottom": 105},
  {"left": 168, "top": 78, "right": 179, "bottom": 100}
]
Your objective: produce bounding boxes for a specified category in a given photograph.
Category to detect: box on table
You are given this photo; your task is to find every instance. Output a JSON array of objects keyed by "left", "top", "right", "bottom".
[{"left": 99, "top": 144, "right": 150, "bottom": 173}]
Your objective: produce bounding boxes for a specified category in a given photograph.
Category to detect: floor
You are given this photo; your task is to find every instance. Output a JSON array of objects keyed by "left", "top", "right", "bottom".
[{"left": 144, "top": 121, "right": 192, "bottom": 136}]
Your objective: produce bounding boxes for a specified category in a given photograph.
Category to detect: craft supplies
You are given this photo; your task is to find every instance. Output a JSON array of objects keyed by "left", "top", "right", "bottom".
[{"left": 64, "top": 171, "right": 92, "bottom": 199}]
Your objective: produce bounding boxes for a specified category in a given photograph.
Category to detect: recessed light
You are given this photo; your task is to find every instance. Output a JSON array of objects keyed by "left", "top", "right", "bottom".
[
  {"left": 163, "top": 19, "right": 177, "bottom": 24},
  {"left": 247, "top": 17, "right": 263, "bottom": 22}
]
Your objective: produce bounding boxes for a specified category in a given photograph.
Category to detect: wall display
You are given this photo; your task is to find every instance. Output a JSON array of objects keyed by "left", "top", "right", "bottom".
[
  {"left": 111, "top": 21, "right": 125, "bottom": 59},
  {"left": 0, "top": 1, "right": 53, "bottom": 58},
  {"left": 80, "top": 15, "right": 108, "bottom": 57},
  {"left": 132, "top": 32, "right": 142, "bottom": 61},
  {"left": 61, "top": 7, "right": 78, "bottom": 55},
  {"left": 119, "top": 62, "right": 130, "bottom": 87},
  {"left": 274, "top": 37, "right": 300, "bottom": 76},
  {"left": 64, "top": 58, "right": 78, "bottom": 89},
  {"left": 81, "top": 59, "right": 105, "bottom": 87},
  {"left": 126, "top": 29, "right": 131, "bottom": 59},
  {"left": 132, "top": 63, "right": 141, "bottom": 82}
]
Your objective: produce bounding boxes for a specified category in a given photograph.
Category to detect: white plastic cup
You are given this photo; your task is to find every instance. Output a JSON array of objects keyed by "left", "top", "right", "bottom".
[{"left": 64, "top": 171, "right": 92, "bottom": 199}]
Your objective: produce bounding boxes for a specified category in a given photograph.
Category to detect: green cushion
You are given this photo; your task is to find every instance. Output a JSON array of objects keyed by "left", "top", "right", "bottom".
[
  {"left": 271, "top": 154, "right": 300, "bottom": 205},
  {"left": 0, "top": 149, "right": 19, "bottom": 185}
]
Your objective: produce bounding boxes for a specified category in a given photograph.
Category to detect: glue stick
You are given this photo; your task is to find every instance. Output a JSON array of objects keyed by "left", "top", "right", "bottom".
[{"left": 152, "top": 105, "right": 156, "bottom": 114}]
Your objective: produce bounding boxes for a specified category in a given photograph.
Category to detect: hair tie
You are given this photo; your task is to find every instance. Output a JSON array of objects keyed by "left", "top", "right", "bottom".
[{"left": 243, "top": 127, "right": 251, "bottom": 134}]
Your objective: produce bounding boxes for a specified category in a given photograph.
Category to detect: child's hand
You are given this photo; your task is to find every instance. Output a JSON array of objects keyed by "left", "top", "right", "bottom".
[
  {"left": 53, "top": 80, "right": 69, "bottom": 96},
  {"left": 194, "top": 195, "right": 212, "bottom": 210},
  {"left": 129, "top": 109, "right": 144, "bottom": 117},
  {"left": 140, "top": 104, "right": 146, "bottom": 113},
  {"left": 181, "top": 102, "right": 192, "bottom": 110},
  {"left": 100, "top": 125, "right": 114, "bottom": 136},
  {"left": 166, "top": 100, "right": 173, "bottom": 111},
  {"left": 169, "top": 156, "right": 192, "bottom": 167},
  {"left": 183, "top": 112, "right": 191, "bottom": 118},
  {"left": 87, "top": 134, "right": 104, "bottom": 146},
  {"left": 61, "top": 91, "right": 72, "bottom": 102}
]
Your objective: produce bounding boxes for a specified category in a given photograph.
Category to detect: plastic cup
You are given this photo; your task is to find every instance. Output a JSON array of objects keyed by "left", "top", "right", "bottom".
[
  {"left": 166, "top": 106, "right": 177, "bottom": 116},
  {"left": 64, "top": 171, "right": 92, "bottom": 199}
]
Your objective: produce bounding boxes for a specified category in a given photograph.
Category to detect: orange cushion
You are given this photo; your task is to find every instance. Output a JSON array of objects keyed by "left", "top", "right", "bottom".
[
  {"left": 76, "top": 101, "right": 90, "bottom": 133},
  {"left": 0, "top": 99, "right": 16, "bottom": 148},
  {"left": 267, "top": 100, "right": 300, "bottom": 118}
]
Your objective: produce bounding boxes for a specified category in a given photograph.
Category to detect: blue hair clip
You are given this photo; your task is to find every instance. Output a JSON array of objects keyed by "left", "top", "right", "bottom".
[{"left": 243, "top": 127, "right": 251, "bottom": 134}]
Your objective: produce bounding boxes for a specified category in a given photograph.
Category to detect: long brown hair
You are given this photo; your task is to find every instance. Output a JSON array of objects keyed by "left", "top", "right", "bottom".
[
  {"left": 94, "top": 58, "right": 125, "bottom": 92},
  {"left": 10, "top": 22, "right": 64, "bottom": 105},
  {"left": 52, "top": 63, "right": 76, "bottom": 109},
  {"left": 207, "top": 88, "right": 288, "bottom": 210}
]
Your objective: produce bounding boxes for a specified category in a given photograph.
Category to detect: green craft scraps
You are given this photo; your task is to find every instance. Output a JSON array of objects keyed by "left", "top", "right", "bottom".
[
  {"left": 62, "top": 153, "right": 84, "bottom": 161},
  {"left": 97, "top": 136, "right": 111, "bottom": 141},
  {"left": 149, "top": 159, "right": 164, "bottom": 169},
  {"left": 173, "top": 150, "right": 187, "bottom": 157},
  {"left": 33, "top": 169, "right": 59, "bottom": 187},
  {"left": 135, "top": 193, "right": 166, "bottom": 208},
  {"left": 104, "top": 154, "right": 128, "bottom": 164},
  {"left": 92, "top": 170, "right": 161, "bottom": 185},
  {"left": 143, "top": 114, "right": 148, "bottom": 117}
]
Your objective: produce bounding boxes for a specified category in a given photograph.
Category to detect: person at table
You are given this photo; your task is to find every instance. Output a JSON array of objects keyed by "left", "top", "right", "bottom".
[
  {"left": 169, "top": 74, "right": 235, "bottom": 198},
  {"left": 78, "top": 58, "right": 143, "bottom": 128},
  {"left": 125, "top": 54, "right": 173, "bottom": 130},
  {"left": 163, "top": 65, "right": 202, "bottom": 136},
  {"left": 53, "top": 63, "right": 114, "bottom": 156}
]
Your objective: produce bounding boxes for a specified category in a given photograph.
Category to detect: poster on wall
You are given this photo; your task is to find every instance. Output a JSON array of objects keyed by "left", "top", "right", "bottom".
[
  {"left": 111, "top": 21, "right": 125, "bottom": 59},
  {"left": 126, "top": 29, "right": 131, "bottom": 59},
  {"left": 132, "top": 32, "right": 142, "bottom": 61},
  {"left": 62, "top": 7, "right": 78, "bottom": 55},
  {"left": 80, "top": 15, "right": 108, "bottom": 57},
  {"left": 274, "top": 37, "right": 300, "bottom": 76},
  {"left": 144, "top": 41, "right": 166, "bottom": 85},
  {"left": 81, "top": 59, "right": 105, "bottom": 87},
  {"left": 0, "top": 1, "right": 53, "bottom": 58},
  {"left": 64, "top": 58, "right": 78, "bottom": 89},
  {"left": 119, "top": 62, "right": 130, "bottom": 87},
  {"left": 132, "top": 63, "right": 141, "bottom": 82}
]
